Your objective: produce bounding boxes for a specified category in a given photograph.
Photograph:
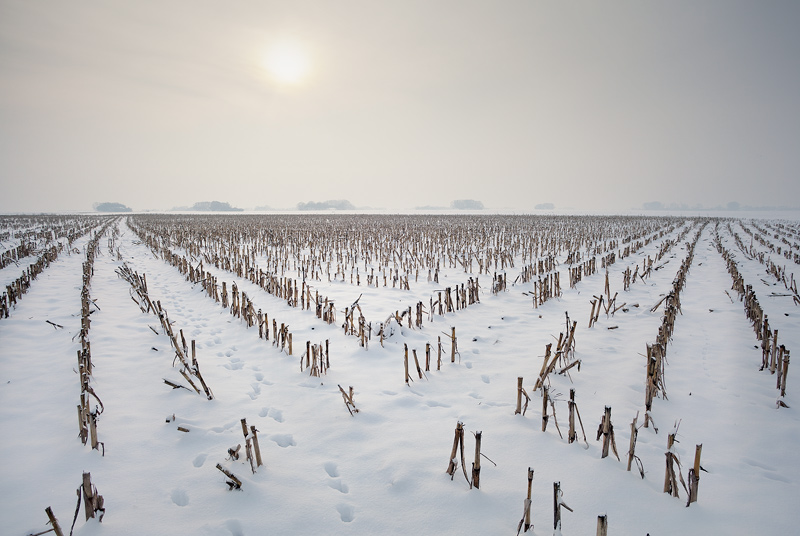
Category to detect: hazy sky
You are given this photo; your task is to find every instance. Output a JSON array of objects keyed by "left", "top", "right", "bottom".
[{"left": 1, "top": 1, "right": 799, "bottom": 213}]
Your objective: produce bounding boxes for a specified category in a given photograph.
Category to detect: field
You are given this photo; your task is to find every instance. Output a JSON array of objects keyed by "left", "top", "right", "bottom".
[{"left": 1, "top": 213, "right": 798, "bottom": 535}]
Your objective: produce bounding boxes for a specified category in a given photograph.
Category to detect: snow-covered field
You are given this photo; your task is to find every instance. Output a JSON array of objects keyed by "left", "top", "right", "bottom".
[{"left": 1, "top": 213, "right": 798, "bottom": 535}]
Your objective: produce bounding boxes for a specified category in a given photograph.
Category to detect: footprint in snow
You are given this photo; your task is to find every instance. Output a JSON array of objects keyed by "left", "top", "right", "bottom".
[
  {"left": 329, "top": 479, "right": 349, "bottom": 493},
  {"left": 271, "top": 434, "right": 296, "bottom": 447},
  {"left": 336, "top": 504, "right": 355, "bottom": 522},
  {"left": 192, "top": 453, "right": 207, "bottom": 467},
  {"left": 324, "top": 462, "right": 340, "bottom": 477},
  {"left": 224, "top": 519, "right": 244, "bottom": 536},
  {"left": 481, "top": 375, "right": 490, "bottom": 384},
  {"left": 171, "top": 489, "right": 189, "bottom": 507},
  {"left": 210, "top": 421, "right": 237, "bottom": 434},
  {"left": 266, "top": 408, "right": 284, "bottom": 422}
]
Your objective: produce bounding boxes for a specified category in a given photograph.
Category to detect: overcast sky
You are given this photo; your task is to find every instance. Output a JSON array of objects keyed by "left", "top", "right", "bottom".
[{"left": 1, "top": 1, "right": 798, "bottom": 213}]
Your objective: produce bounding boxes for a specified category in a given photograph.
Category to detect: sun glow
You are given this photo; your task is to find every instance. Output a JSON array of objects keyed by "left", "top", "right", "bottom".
[{"left": 263, "top": 42, "right": 311, "bottom": 86}]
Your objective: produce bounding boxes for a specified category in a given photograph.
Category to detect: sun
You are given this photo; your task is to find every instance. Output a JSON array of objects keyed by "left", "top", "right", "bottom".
[{"left": 263, "top": 42, "right": 311, "bottom": 86}]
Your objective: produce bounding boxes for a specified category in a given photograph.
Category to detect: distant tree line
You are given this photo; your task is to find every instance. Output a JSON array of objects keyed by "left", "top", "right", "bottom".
[
  {"left": 191, "top": 201, "right": 243, "bottom": 211},
  {"left": 450, "top": 199, "right": 484, "bottom": 210},
  {"left": 94, "top": 202, "right": 132, "bottom": 212},
  {"left": 297, "top": 200, "right": 355, "bottom": 211}
]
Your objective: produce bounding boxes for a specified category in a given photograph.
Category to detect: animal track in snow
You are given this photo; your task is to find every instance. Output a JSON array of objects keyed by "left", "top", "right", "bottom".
[{"left": 193, "top": 453, "right": 207, "bottom": 467}]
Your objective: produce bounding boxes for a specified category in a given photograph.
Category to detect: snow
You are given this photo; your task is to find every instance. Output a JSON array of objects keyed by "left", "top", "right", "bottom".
[{"left": 1, "top": 214, "right": 799, "bottom": 535}]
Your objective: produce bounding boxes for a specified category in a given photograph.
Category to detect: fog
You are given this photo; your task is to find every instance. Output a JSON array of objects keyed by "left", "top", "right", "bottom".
[{"left": 1, "top": 1, "right": 798, "bottom": 213}]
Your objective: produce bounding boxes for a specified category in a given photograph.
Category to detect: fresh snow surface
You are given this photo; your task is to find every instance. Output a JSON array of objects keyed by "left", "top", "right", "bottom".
[{"left": 1, "top": 215, "right": 798, "bottom": 535}]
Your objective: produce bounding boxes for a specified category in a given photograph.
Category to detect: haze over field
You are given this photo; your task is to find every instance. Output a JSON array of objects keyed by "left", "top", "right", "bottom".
[
  {"left": 1, "top": 1, "right": 799, "bottom": 213},
  {"left": 1, "top": 214, "right": 799, "bottom": 534}
]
